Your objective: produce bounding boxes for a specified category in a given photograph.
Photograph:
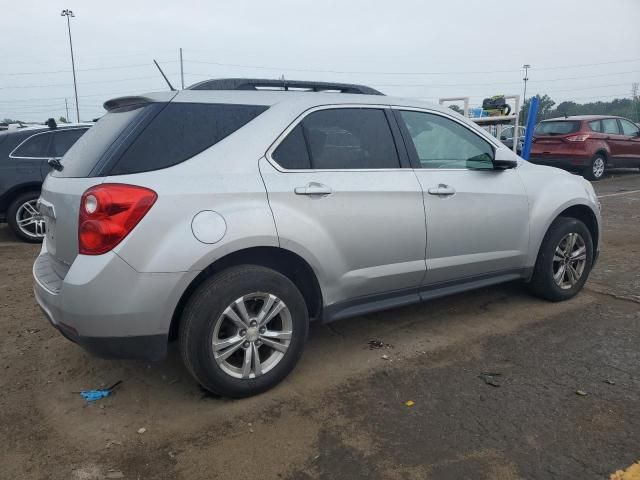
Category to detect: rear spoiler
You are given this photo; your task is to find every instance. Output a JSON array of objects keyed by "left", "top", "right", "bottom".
[{"left": 103, "top": 92, "right": 178, "bottom": 112}]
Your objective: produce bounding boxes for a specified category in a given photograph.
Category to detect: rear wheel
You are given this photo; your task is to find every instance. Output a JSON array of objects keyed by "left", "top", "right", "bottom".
[
  {"left": 7, "top": 191, "right": 45, "bottom": 243},
  {"left": 179, "top": 265, "right": 308, "bottom": 398},
  {"left": 583, "top": 154, "right": 606, "bottom": 181},
  {"left": 529, "top": 217, "right": 593, "bottom": 302}
]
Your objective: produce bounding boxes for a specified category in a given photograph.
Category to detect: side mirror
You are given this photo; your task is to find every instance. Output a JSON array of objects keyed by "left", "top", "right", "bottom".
[{"left": 493, "top": 149, "right": 518, "bottom": 169}]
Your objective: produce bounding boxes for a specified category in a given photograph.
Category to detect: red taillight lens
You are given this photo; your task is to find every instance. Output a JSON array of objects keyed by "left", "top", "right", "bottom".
[
  {"left": 565, "top": 134, "right": 590, "bottom": 142},
  {"left": 79, "top": 184, "right": 157, "bottom": 255}
]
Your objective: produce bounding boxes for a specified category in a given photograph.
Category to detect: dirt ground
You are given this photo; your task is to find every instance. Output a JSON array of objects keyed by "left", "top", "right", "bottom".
[{"left": 1, "top": 171, "right": 640, "bottom": 480}]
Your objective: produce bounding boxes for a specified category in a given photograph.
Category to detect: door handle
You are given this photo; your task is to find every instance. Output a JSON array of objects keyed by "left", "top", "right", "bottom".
[
  {"left": 427, "top": 184, "right": 456, "bottom": 196},
  {"left": 294, "top": 182, "right": 332, "bottom": 196}
]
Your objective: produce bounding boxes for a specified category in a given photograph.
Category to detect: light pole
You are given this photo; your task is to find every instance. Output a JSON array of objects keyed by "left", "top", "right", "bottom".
[
  {"left": 61, "top": 9, "right": 80, "bottom": 123},
  {"left": 521, "top": 64, "right": 531, "bottom": 125},
  {"left": 522, "top": 64, "right": 531, "bottom": 105}
]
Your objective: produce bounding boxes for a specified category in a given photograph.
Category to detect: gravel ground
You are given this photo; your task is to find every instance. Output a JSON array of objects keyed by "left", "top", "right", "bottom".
[{"left": 1, "top": 171, "right": 639, "bottom": 480}]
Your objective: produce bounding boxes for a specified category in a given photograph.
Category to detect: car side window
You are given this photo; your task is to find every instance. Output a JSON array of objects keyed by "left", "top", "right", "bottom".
[
  {"left": 399, "top": 110, "right": 494, "bottom": 169},
  {"left": 602, "top": 118, "right": 620, "bottom": 135},
  {"left": 619, "top": 119, "right": 639, "bottom": 137},
  {"left": 272, "top": 124, "right": 311, "bottom": 169},
  {"left": 11, "top": 131, "right": 54, "bottom": 158},
  {"left": 588, "top": 120, "right": 602, "bottom": 132},
  {"left": 51, "top": 129, "right": 87, "bottom": 158},
  {"left": 300, "top": 108, "right": 400, "bottom": 169}
]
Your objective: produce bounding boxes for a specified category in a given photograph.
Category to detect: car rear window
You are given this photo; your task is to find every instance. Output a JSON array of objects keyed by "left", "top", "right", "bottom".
[
  {"left": 54, "top": 102, "right": 268, "bottom": 178},
  {"left": 534, "top": 121, "right": 580, "bottom": 135},
  {"left": 54, "top": 104, "right": 148, "bottom": 177},
  {"left": 109, "top": 103, "right": 268, "bottom": 175}
]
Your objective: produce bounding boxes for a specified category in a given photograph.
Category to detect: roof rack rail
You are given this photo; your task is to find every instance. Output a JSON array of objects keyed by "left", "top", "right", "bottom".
[{"left": 186, "top": 78, "right": 384, "bottom": 96}]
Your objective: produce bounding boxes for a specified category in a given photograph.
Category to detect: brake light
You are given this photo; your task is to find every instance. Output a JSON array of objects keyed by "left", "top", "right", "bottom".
[
  {"left": 79, "top": 184, "right": 157, "bottom": 255},
  {"left": 565, "top": 134, "right": 590, "bottom": 142}
]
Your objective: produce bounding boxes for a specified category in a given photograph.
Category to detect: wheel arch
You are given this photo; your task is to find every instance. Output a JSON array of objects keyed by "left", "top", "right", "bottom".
[
  {"left": 169, "top": 246, "right": 323, "bottom": 340},
  {"left": 557, "top": 204, "right": 599, "bottom": 253},
  {"left": 0, "top": 182, "right": 42, "bottom": 215},
  {"left": 529, "top": 202, "right": 599, "bottom": 277},
  {"left": 594, "top": 149, "right": 609, "bottom": 163}
]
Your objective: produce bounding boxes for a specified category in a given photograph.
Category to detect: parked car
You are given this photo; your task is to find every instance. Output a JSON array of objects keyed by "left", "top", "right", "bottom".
[
  {"left": 499, "top": 125, "right": 525, "bottom": 154},
  {"left": 529, "top": 115, "right": 640, "bottom": 180},
  {"left": 33, "top": 78, "right": 601, "bottom": 398},
  {"left": 0, "top": 123, "right": 90, "bottom": 241}
]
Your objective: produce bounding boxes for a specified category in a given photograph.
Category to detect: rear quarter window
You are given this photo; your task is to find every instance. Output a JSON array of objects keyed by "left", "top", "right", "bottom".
[
  {"left": 588, "top": 120, "right": 602, "bottom": 132},
  {"left": 109, "top": 103, "right": 268, "bottom": 175}
]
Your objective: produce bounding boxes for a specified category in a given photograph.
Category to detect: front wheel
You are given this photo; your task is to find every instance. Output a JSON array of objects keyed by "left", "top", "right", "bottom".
[
  {"left": 7, "top": 191, "right": 45, "bottom": 243},
  {"left": 583, "top": 154, "right": 606, "bottom": 181},
  {"left": 179, "top": 265, "right": 309, "bottom": 398},
  {"left": 529, "top": 217, "right": 594, "bottom": 302}
]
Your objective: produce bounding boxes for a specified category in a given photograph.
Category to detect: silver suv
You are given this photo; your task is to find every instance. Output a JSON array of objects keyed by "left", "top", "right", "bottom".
[{"left": 33, "top": 79, "right": 601, "bottom": 397}]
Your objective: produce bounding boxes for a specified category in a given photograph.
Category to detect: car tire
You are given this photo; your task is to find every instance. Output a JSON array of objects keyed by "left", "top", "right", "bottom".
[
  {"left": 179, "top": 265, "right": 309, "bottom": 398},
  {"left": 583, "top": 154, "right": 606, "bottom": 181},
  {"left": 529, "top": 216, "right": 594, "bottom": 302},
  {"left": 7, "top": 191, "right": 45, "bottom": 243}
]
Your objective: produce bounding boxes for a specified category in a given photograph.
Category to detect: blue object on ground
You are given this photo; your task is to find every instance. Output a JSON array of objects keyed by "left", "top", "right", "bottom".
[
  {"left": 80, "top": 389, "right": 112, "bottom": 402},
  {"left": 521, "top": 96, "right": 540, "bottom": 160},
  {"left": 79, "top": 380, "right": 122, "bottom": 402}
]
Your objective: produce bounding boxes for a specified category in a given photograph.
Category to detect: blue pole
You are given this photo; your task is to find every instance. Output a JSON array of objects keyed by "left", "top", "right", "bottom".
[{"left": 521, "top": 95, "right": 539, "bottom": 160}]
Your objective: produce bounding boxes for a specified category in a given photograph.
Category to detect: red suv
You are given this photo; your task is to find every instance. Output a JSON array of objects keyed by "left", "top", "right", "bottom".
[{"left": 530, "top": 115, "right": 640, "bottom": 180}]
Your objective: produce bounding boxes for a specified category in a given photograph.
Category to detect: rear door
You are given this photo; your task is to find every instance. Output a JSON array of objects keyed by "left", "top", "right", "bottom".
[
  {"left": 9, "top": 130, "right": 55, "bottom": 180},
  {"left": 601, "top": 118, "right": 627, "bottom": 163},
  {"left": 260, "top": 106, "right": 427, "bottom": 307},
  {"left": 394, "top": 108, "right": 530, "bottom": 285},
  {"left": 618, "top": 119, "right": 640, "bottom": 165}
]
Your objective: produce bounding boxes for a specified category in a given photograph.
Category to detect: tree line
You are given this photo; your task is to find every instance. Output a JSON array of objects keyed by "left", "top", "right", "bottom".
[{"left": 518, "top": 93, "right": 640, "bottom": 124}]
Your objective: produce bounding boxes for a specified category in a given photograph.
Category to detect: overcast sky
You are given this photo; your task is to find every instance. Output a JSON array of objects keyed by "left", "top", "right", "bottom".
[{"left": 1, "top": 0, "right": 639, "bottom": 122}]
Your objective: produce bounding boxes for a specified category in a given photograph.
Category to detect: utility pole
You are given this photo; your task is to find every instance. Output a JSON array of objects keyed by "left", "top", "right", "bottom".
[
  {"left": 521, "top": 64, "right": 531, "bottom": 125},
  {"left": 61, "top": 9, "right": 80, "bottom": 122},
  {"left": 64, "top": 98, "right": 69, "bottom": 122},
  {"left": 522, "top": 64, "right": 531, "bottom": 105},
  {"left": 632, "top": 82, "right": 639, "bottom": 122},
  {"left": 180, "top": 48, "right": 185, "bottom": 89}
]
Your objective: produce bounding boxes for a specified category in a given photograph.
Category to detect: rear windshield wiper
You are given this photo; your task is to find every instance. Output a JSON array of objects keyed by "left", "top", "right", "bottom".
[{"left": 48, "top": 158, "right": 64, "bottom": 171}]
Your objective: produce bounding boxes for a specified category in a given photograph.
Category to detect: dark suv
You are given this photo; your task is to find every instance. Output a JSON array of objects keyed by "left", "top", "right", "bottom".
[
  {"left": 529, "top": 115, "right": 640, "bottom": 180},
  {"left": 0, "top": 124, "right": 90, "bottom": 241}
]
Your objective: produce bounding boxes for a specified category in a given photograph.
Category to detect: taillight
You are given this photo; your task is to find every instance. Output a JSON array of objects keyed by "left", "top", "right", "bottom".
[
  {"left": 565, "top": 134, "right": 590, "bottom": 142},
  {"left": 79, "top": 184, "right": 157, "bottom": 255}
]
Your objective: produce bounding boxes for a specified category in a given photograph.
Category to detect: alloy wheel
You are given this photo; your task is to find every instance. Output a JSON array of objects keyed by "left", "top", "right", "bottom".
[
  {"left": 212, "top": 292, "right": 292, "bottom": 379},
  {"left": 552, "top": 232, "right": 587, "bottom": 290},
  {"left": 592, "top": 157, "right": 605, "bottom": 179},
  {"left": 15, "top": 199, "right": 46, "bottom": 239}
]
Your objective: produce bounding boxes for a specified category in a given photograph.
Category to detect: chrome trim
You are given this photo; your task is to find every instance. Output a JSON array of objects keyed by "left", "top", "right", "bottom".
[
  {"left": 264, "top": 103, "right": 512, "bottom": 174},
  {"left": 390, "top": 105, "right": 504, "bottom": 149},
  {"left": 8, "top": 127, "right": 89, "bottom": 160},
  {"left": 265, "top": 104, "right": 404, "bottom": 173}
]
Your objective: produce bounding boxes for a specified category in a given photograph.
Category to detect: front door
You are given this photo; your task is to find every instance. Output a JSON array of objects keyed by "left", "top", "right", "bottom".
[
  {"left": 260, "top": 106, "right": 427, "bottom": 307},
  {"left": 618, "top": 119, "right": 640, "bottom": 166},
  {"left": 602, "top": 118, "right": 627, "bottom": 164},
  {"left": 394, "top": 108, "right": 530, "bottom": 285}
]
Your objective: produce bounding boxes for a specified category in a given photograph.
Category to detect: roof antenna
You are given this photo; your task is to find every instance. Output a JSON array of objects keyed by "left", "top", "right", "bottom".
[{"left": 154, "top": 59, "right": 177, "bottom": 91}]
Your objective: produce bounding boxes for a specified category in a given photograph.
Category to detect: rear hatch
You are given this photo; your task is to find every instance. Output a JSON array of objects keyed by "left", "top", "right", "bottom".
[
  {"left": 39, "top": 93, "right": 176, "bottom": 270},
  {"left": 532, "top": 120, "right": 581, "bottom": 146},
  {"left": 39, "top": 90, "right": 269, "bottom": 272}
]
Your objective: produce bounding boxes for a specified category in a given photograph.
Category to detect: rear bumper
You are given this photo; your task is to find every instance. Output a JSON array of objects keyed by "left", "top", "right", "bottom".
[
  {"left": 528, "top": 155, "right": 591, "bottom": 169},
  {"left": 36, "top": 302, "right": 166, "bottom": 360},
  {"left": 33, "top": 244, "right": 198, "bottom": 361}
]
